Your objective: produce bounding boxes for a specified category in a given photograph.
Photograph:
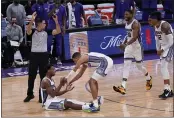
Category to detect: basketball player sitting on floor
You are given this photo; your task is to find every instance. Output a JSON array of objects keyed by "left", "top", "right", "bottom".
[
  {"left": 64, "top": 52, "right": 113, "bottom": 112},
  {"left": 40, "top": 64, "right": 103, "bottom": 111},
  {"left": 148, "top": 11, "right": 173, "bottom": 99},
  {"left": 113, "top": 10, "right": 152, "bottom": 95}
]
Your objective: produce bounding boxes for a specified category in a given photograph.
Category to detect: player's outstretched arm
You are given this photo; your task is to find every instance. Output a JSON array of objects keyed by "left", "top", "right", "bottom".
[
  {"left": 69, "top": 64, "right": 88, "bottom": 85},
  {"left": 65, "top": 55, "right": 88, "bottom": 80}
]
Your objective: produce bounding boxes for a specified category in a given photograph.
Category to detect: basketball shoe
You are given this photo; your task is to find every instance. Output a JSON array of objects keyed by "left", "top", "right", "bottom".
[
  {"left": 113, "top": 85, "right": 126, "bottom": 95},
  {"left": 146, "top": 76, "right": 152, "bottom": 90},
  {"left": 159, "top": 89, "right": 174, "bottom": 99}
]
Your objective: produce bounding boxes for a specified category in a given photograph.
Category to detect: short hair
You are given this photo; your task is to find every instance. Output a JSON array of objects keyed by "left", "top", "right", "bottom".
[
  {"left": 125, "top": 10, "right": 133, "bottom": 15},
  {"left": 72, "top": 52, "right": 81, "bottom": 59},
  {"left": 35, "top": 18, "right": 44, "bottom": 27},
  {"left": 149, "top": 11, "right": 162, "bottom": 21},
  {"left": 45, "top": 64, "right": 53, "bottom": 73}
]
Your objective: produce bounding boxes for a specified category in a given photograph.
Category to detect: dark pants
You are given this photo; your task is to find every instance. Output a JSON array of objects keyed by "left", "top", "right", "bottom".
[
  {"left": 47, "top": 34, "right": 63, "bottom": 58},
  {"left": 27, "top": 52, "right": 49, "bottom": 99}
]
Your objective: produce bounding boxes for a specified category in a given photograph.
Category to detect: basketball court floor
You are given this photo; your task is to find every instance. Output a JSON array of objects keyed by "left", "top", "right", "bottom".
[{"left": 2, "top": 54, "right": 174, "bottom": 117}]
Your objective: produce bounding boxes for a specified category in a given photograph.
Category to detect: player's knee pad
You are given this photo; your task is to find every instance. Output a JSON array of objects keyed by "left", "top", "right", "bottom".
[
  {"left": 136, "top": 62, "right": 147, "bottom": 74},
  {"left": 161, "top": 59, "right": 169, "bottom": 80}
]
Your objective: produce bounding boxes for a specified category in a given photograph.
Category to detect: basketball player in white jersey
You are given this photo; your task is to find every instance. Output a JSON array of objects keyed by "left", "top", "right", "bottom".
[
  {"left": 64, "top": 52, "right": 113, "bottom": 112},
  {"left": 148, "top": 11, "right": 173, "bottom": 99},
  {"left": 113, "top": 10, "right": 152, "bottom": 94},
  {"left": 40, "top": 64, "right": 103, "bottom": 112}
]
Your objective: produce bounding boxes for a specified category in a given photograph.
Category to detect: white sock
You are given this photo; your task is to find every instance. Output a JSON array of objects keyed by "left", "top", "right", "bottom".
[
  {"left": 164, "top": 84, "right": 171, "bottom": 91},
  {"left": 145, "top": 73, "right": 151, "bottom": 80},
  {"left": 82, "top": 104, "right": 90, "bottom": 110},
  {"left": 93, "top": 99, "right": 98, "bottom": 108},
  {"left": 167, "top": 85, "right": 171, "bottom": 91},
  {"left": 121, "top": 78, "right": 127, "bottom": 89}
]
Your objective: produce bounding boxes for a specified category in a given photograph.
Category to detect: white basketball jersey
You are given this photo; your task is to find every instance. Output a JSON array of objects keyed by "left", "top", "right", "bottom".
[
  {"left": 41, "top": 77, "right": 56, "bottom": 104},
  {"left": 87, "top": 52, "right": 112, "bottom": 67},
  {"left": 88, "top": 52, "right": 110, "bottom": 62},
  {"left": 155, "top": 21, "right": 173, "bottom": 49},
  {"left": 125, "top": 19, "right": 141, "bottom": 46}
]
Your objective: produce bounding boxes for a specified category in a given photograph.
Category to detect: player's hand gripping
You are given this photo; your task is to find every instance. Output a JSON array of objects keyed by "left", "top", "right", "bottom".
[{"left": 65, "top": 84, "right": 75, "bottom": 92}]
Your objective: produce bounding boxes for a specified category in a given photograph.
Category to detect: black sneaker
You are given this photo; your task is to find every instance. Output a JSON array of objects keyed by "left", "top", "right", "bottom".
[
  {"left": 159, "top": 89, "right": 174, "bottom": 99},
  {"left": 24, "top": 95, "right": 35, "bottom": 102}
]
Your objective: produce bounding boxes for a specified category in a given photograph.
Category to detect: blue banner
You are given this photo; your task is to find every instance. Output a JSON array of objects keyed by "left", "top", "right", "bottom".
[{"left": 64, "top": 23, "right": 174, "bottom": 60}]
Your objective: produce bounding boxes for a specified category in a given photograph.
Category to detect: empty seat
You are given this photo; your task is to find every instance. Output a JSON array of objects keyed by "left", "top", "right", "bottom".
[
  {"left": 97, "top": 3, "right": 114, "bottom": 9},
  {"left": 157, "top": 4, "right": 163, "bottom": 11},
  {"left": 101, "top": 8, "right": 114, "bottom": 23},
  {"left": 83, "top": 5, "right": 95, "bottom": 11}
]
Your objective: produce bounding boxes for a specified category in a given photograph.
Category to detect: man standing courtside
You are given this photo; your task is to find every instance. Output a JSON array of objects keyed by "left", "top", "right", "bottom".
[{"left": 24, "top": 12, "right": 61, "bottom": 103}]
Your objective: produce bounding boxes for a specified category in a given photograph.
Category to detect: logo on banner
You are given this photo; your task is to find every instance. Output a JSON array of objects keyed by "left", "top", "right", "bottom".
[
  {"left": 100, "top": 35, "right": 127, "bottom": 49},
  {"left": 100, "top": 33, "right": 144, "bottom": 49},
  {"left": 69, "top": 31, "right": 89, "bottom": 56}
]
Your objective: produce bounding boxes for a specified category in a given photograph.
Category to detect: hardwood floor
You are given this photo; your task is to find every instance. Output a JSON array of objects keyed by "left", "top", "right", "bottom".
[{"left": 2, "top": 59, "right": 173, "bottom": 117}]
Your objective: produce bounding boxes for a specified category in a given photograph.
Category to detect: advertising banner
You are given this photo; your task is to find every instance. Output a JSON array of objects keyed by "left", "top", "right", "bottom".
[{"left": 64, "top": 23, "right": 174, "bottom": 60}]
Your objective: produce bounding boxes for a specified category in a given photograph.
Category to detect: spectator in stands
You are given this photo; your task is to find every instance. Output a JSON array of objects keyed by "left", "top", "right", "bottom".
[
  {"left": 67, "top": 0, "right": 87, "bottom": 28},
  {"left": 47, "top": 0, "right": 66, "bottom": 65},
  {"left": 31, "top": 0, "right": 49, "bottom": 21},
  {"left": 113, "top": 0, "right": 135, "bottom": 25},
  {"left": 6, "top": 0, "right": 26, "bottom": 28},
  {"left": 162, "top": 0, "right": 173, "bottom": 19},
  {"left": 6, "top": 17, "right": 23, "bottom": 45},
  {"left": 25, "top": 0, "right": 33, "bottom": 16},
  {"left": 141, "top": 0, "right": 157, "bottom": 21},
  {"left": 6, "top": 17, "right": 23, "bottom": 65}
]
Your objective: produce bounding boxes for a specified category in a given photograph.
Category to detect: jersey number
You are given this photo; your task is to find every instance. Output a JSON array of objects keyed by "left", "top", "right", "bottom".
[{"left": 157, "top": 35, "right": 162, "bottom": 40}]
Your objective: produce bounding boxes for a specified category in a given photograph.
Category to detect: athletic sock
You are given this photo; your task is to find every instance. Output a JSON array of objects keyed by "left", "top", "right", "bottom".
[
  {"left": 121, "top": 78, "right": 127, "bottom": 89},
  {"left": 93, "top": 99, "right": 99, "bottom": 108},
  {"left": 164, "top": 84, "right": 171, "bottom": 91},
  {"left": 145, "top": 73, "right": 151, "bottom": 80},
  {"left": 82, "top": 104, "right": 90, "bottom": 110}
]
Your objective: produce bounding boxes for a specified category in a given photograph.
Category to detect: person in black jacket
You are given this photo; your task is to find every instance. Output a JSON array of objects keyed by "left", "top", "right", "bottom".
[{"left": 25, "top": 0, "right": 34, "bottom": 16}]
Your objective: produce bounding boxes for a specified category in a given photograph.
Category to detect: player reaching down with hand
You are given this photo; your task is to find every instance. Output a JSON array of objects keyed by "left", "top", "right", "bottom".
[{"left": 64, "top": 52, "right": 113, "bottom": 112}]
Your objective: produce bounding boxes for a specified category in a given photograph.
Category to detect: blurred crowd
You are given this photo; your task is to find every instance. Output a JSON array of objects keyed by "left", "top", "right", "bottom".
[{"left": 1, "top": 0, "right": 174, "bottom": 68}]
